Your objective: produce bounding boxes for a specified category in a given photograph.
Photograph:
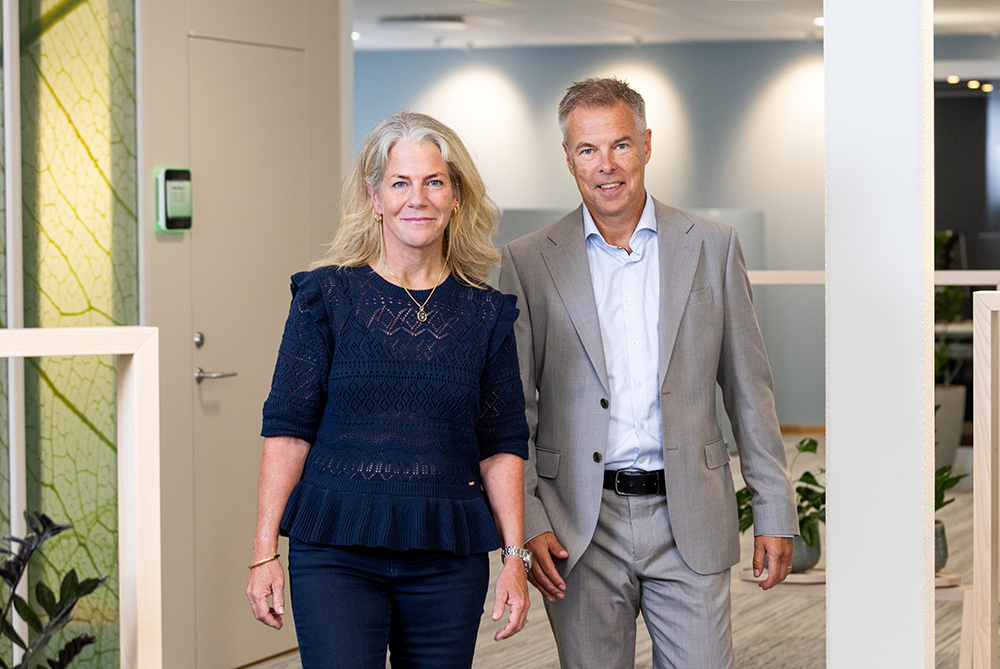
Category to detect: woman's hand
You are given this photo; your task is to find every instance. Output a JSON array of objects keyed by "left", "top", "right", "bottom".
[
  {"left": 246, "top": 559, "right": 287, "bottom": 629},
  {"left": 491, "top": 557, "right": 530, "bottom": 640}
]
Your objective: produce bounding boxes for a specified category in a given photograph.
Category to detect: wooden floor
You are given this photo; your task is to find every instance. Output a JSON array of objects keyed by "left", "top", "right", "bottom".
[{"left": 250, "top": 434, "right": 973, "bottom": 669}]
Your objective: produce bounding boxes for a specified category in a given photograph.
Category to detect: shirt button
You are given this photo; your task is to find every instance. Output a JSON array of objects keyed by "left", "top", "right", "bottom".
[
  {"left": 600, "top": 398, "right": 609, "bottom": 409},
  {"left": 627, "top": 299, "right": 634, "bottom": 305},
  {"left": 639, "top": 422, "right": 646, "bottom": 430},
  {"left": 631, "top": 340, "right": 638, "bottom": 347},
  {"left": 636, "top": 381, "right": 642, "bottom": 387},
  {"left": 593, "top": 452, "right": 603, "bottom": 463}
]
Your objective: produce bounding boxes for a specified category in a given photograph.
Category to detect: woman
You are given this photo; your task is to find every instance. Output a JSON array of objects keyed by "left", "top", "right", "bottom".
[{"left": 246, "top": 112, "right": 531, "bottom": 668}]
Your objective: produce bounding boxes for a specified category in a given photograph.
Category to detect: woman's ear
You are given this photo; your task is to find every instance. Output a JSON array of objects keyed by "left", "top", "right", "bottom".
[{"left": 367, "top": 184, "right": 381, "bottom": 215}]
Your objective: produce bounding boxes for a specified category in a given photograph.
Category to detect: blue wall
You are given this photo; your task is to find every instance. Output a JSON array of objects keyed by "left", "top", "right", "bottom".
[{"left": 354, "top": 36, "right": 1000, "bottom": 427}]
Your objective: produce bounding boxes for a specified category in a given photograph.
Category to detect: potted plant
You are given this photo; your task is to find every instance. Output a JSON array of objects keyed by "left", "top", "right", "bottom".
[
  {"left": 737, "top": 436, "right": 825, "bottom": 573},
  {"left": 0, "top": 511, "right": 108, "bottom": 669},
  {"left": 934, "top": 231, "right": 968, "bottom": 470},
  {"left": 935, "top": 464, "right": 967, "bottom": 573}
]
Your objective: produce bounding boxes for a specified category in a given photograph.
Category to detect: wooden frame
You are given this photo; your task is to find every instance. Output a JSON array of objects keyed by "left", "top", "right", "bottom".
[
  {"left": 743, "top": 270, "right": 1000, "bottom": 289},
  {"left": 973, "top": 292, "right": 1000, "bottom": 668},
  {"left": 0, "top": 327, "right": 162, "bottom": 669}
]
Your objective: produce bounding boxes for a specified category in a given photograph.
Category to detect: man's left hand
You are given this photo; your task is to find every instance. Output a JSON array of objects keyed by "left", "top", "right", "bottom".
[{"left": 752, "top": 536, "right": 794, "bottom": 590}]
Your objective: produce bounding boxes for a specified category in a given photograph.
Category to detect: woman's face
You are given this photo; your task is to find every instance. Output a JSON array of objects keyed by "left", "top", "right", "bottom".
[{"left": 369, "top": 140, "right": 457, "bottom": 262}]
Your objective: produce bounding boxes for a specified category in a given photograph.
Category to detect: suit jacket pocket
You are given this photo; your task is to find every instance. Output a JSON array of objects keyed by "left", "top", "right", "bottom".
[
  {"left": 535, "top": 448, "right": 560, "bottom": 479},
  {"left": 704, "top": 437, "right": 730, "bottom": 469},
  {"left": 687, "top": 285, "right": 714, "bottom": 307}
]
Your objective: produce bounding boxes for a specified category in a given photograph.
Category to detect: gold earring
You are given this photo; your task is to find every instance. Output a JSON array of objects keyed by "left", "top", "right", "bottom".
[
  {"left": 374, "top": 212, "right": 383, "bottom": 224},
  {"left": 452, "top": 202, "right": 460, "bottom": 214}
]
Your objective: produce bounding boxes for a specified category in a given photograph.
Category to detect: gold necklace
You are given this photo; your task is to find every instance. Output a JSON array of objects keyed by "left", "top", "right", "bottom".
[{"left": 383, "top": 261, "right": 447, "bottom": 323}]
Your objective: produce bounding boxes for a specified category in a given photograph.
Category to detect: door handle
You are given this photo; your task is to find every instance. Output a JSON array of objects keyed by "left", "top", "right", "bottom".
[{"left": 194, "top": 367, "right": 238, "bottom": 384}]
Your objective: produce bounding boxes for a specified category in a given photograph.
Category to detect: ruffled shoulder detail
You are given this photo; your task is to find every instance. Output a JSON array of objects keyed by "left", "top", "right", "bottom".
[
  {"left": 486, "top": 290, "right": 520, "bottom": 360},
  {"left": 290, "top": 269, "right": 334, "bottom": 353},
  {"left": 279, "top": 483, "right": 502, "bottom": 555}
]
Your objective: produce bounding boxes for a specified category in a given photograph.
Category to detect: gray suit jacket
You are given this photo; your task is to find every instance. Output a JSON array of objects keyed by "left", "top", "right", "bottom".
[{"left": 499, "top": 199, "right": 798, "bottom": 576}]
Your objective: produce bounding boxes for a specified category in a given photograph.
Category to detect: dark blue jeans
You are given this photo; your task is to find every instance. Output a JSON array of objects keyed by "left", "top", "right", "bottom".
[{"left": 288, "top": 538, "right": 490, "bottom": 669}]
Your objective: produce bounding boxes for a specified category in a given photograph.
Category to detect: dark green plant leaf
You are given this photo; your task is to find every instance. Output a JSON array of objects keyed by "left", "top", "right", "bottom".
[
  {"left": 0, "top": 616, "right": 27, "bottom": 650},
  {"left": 735, "top": 486, "right": 754, "bottom": 533},
  {"left": 73, "top": 576, "right": 108, "bottom": 599},
  {"left": 797, "top": 487, "right": 825, "bottom": 509},
  {"left": 58, "top": 571, "right": 78, "bottom": 607},
  {"left": 35, "top": 583, "right": 56, "bottom": 619},
  {"left": 40, "top": 633, "right": 95, "bottom": 669},
  {"left": 797, "top": 471, "right": 823, "bottom": 488},
  {"left": 935, "top": 465, "right": 969, "bottom": 513},
  {"left": 12, "top": 595, "right": 42, "bottom": 634},
  {"left": 796, "top": 437, "right": 819, "bottom": 455}
]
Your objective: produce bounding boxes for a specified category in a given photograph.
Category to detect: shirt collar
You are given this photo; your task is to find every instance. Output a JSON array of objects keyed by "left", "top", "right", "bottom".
[{"left": 582, "top": 191, "right": 657, "bottom": 248}]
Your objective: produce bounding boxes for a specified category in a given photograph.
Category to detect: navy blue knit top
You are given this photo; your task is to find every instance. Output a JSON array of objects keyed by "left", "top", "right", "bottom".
[{"left": 261, "top": 265, "right": 529, "bottom": 555}]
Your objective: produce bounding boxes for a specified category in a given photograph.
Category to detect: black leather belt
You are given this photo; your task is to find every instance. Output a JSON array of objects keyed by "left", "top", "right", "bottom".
[{"left": 603, "top": 468, "right": 666, "bottom": 496}]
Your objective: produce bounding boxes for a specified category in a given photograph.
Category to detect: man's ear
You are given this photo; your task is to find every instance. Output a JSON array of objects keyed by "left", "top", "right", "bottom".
[
  {"left": 643, "top": 128, "right": 652, "bottom": 165},
  {"left": 563, "top": 142, "right": 574, "bottom": 175}
]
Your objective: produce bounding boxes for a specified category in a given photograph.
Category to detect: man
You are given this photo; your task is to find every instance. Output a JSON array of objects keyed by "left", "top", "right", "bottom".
[{"left": 499, "top": 77, "right": 798, "bottom": 668}]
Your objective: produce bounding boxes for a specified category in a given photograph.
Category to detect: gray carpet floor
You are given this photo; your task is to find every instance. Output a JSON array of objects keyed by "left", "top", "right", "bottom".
[{"left": 250, "top": 434, "right": 972, "bottom": 668}]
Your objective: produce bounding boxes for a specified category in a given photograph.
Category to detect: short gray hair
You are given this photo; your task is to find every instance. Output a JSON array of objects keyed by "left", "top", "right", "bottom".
[{"left": 557, "top": 77, "right": 647, "bottom": 143}]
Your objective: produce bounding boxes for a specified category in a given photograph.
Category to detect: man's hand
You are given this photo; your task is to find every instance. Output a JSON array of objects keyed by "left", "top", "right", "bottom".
[
  {"left": 753, "top": 535, "right": 794, "bottom": 590},
  {"left": 525, "top": 532, "right": 568, "bottom": 602}
]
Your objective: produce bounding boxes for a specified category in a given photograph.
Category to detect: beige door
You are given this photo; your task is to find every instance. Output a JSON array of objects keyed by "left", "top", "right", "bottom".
[{"left": 189, "top": 37, "right": 313, "bottom": 668}]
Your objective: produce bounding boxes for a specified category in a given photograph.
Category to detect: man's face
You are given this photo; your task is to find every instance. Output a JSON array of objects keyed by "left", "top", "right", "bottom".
[{"left": 563, "top": 101, "right": 652, "bottom": 230}]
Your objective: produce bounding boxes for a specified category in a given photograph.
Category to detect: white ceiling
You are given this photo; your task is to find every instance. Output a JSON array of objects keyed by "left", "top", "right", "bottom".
[{"left": 352, "top": 0, "right": 1000, "bottom": 51}]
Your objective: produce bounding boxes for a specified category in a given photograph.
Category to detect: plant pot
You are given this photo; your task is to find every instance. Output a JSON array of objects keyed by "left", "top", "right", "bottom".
[
  {"left": 935, "top": 520, "right": 949, "bottom": 573},
  {"left": 935, "top": 384, "right": 967, "bottom": 470},
  {"left": 791, "top": 534, "right": 821, "bottom": 573}
]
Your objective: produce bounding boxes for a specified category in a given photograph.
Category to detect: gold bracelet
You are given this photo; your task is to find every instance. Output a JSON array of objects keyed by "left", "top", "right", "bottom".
[{"left": 248, "top": 554, "right": 280, "bottom": 570}]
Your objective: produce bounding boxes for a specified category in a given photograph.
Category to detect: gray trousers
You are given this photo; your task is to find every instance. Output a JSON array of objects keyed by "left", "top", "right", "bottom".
[{"left": 545, "top": 488, "right": 734, "bottom": 669}]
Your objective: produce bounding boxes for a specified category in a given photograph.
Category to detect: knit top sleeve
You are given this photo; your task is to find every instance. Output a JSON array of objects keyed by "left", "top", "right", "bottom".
[
  {"left": 261, "top": 271, "right": 332, "bottom": 444},
  {"left": 476, "top": 294, "right": 528, "bottom": 461}
]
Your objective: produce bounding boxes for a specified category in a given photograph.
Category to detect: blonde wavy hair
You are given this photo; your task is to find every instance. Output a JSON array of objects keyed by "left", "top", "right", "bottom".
[{"left": 312, "top": 112, "right": 500, "bottom": 288}]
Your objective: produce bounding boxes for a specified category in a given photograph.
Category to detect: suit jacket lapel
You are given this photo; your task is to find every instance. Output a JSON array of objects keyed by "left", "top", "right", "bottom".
[
  {"left": 541, "top": 208, "right": 611, "bottom": 394},
  {"left": 656, "top": 200, "right": 702, "bottom": 389}
]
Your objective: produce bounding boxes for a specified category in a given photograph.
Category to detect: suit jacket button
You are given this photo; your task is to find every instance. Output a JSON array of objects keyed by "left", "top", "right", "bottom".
[
  {"left": 600, "top": 398, "right": 609, "bottom": 409},
  {"left": 593, "top": 452, "right": 602, "bottom": 463}
]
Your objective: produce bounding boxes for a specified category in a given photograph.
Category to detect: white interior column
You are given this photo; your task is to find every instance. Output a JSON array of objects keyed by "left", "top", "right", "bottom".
[{"left": 825, "top": 0, "right": 935, "bottom": 666}]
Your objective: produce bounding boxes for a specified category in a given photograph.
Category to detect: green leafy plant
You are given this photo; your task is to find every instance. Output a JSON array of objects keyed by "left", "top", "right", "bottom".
[
  {"left": 935, "top": 285, "right": 965, "bottom": 385},
  {"left": 934, "top": 231, "right": 967, "bottom": 386},
  {"left": 737, "top": 437, "right": 826, "bottom": 548},
  {"left": 935, "top": 465, "right": 967, "bottom": 514},
  {"left": 0, "top": 511, "right": 108, "bottom": 669}
]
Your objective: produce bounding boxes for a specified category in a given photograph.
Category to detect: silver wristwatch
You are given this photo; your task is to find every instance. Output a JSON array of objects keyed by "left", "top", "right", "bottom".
[{"left": 501, "top": 546, "right": 532, "bottom": 572}]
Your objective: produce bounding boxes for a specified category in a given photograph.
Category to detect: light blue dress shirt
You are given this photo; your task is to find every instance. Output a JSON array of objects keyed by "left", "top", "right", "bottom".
[{"left": 583, "top": 192, "right": 664, "bottom": 472}]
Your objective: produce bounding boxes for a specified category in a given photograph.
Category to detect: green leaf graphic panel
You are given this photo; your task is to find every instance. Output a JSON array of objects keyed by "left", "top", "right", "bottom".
[
  {"left": 20, "top": 0, "right": 137, "bottom": 666},
  {"left": 0, "top": 6, "right": 11, "bottom": 667}
]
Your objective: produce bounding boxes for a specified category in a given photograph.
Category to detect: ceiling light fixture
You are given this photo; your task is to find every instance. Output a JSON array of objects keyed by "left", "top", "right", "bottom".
[
  {"left": 380, "top": 14, "right": 467, "bottom": 31},
  {"left": 968, "top": 80, "right": 981, "bottom": 90},
  {"left": 983, "top": 83, "right": 995, "bottom": 93},
  {"left": 946, "top": 75, "right": 960, "bottom": 84},
  {"left": 351, "top": 31, "right": 361, "bottom": 41},
  {"left": 813, "top": 17, "right": 824, "bottom": 27}
]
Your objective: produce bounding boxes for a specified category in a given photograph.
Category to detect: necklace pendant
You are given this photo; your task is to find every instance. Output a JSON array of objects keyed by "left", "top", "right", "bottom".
[{"left": 417, "top": 309, "right": 428, "bottom": 322}]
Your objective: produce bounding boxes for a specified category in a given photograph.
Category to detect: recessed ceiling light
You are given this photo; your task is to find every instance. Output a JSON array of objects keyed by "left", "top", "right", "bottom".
[
  {"left": 813, "top": 17, "right": 824, "bottom": 27},
  {"left": 968, "top": 80, "right": 981, "bottom": 90},
  {"left": 946, "top": 75, "right": 960, "bottom": 84},
  {"left": 351, "top": 31, "right": 361, "bottom": 41},
  {"left": 379, "top": 14, "right": 467, "bottom": 31},
  {"left": 983, "top": 83, "right": 995, "bottom": 93}
]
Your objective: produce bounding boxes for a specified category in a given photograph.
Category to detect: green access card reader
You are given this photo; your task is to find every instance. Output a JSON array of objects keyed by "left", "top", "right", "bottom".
[{"left": 155, "top": 168, "right": 192, "bottom": 232}]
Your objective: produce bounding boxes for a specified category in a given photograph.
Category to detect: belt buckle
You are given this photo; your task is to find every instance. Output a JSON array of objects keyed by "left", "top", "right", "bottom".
[{"left": 614, "top": 468, "right": 650, "bottom": 496}]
